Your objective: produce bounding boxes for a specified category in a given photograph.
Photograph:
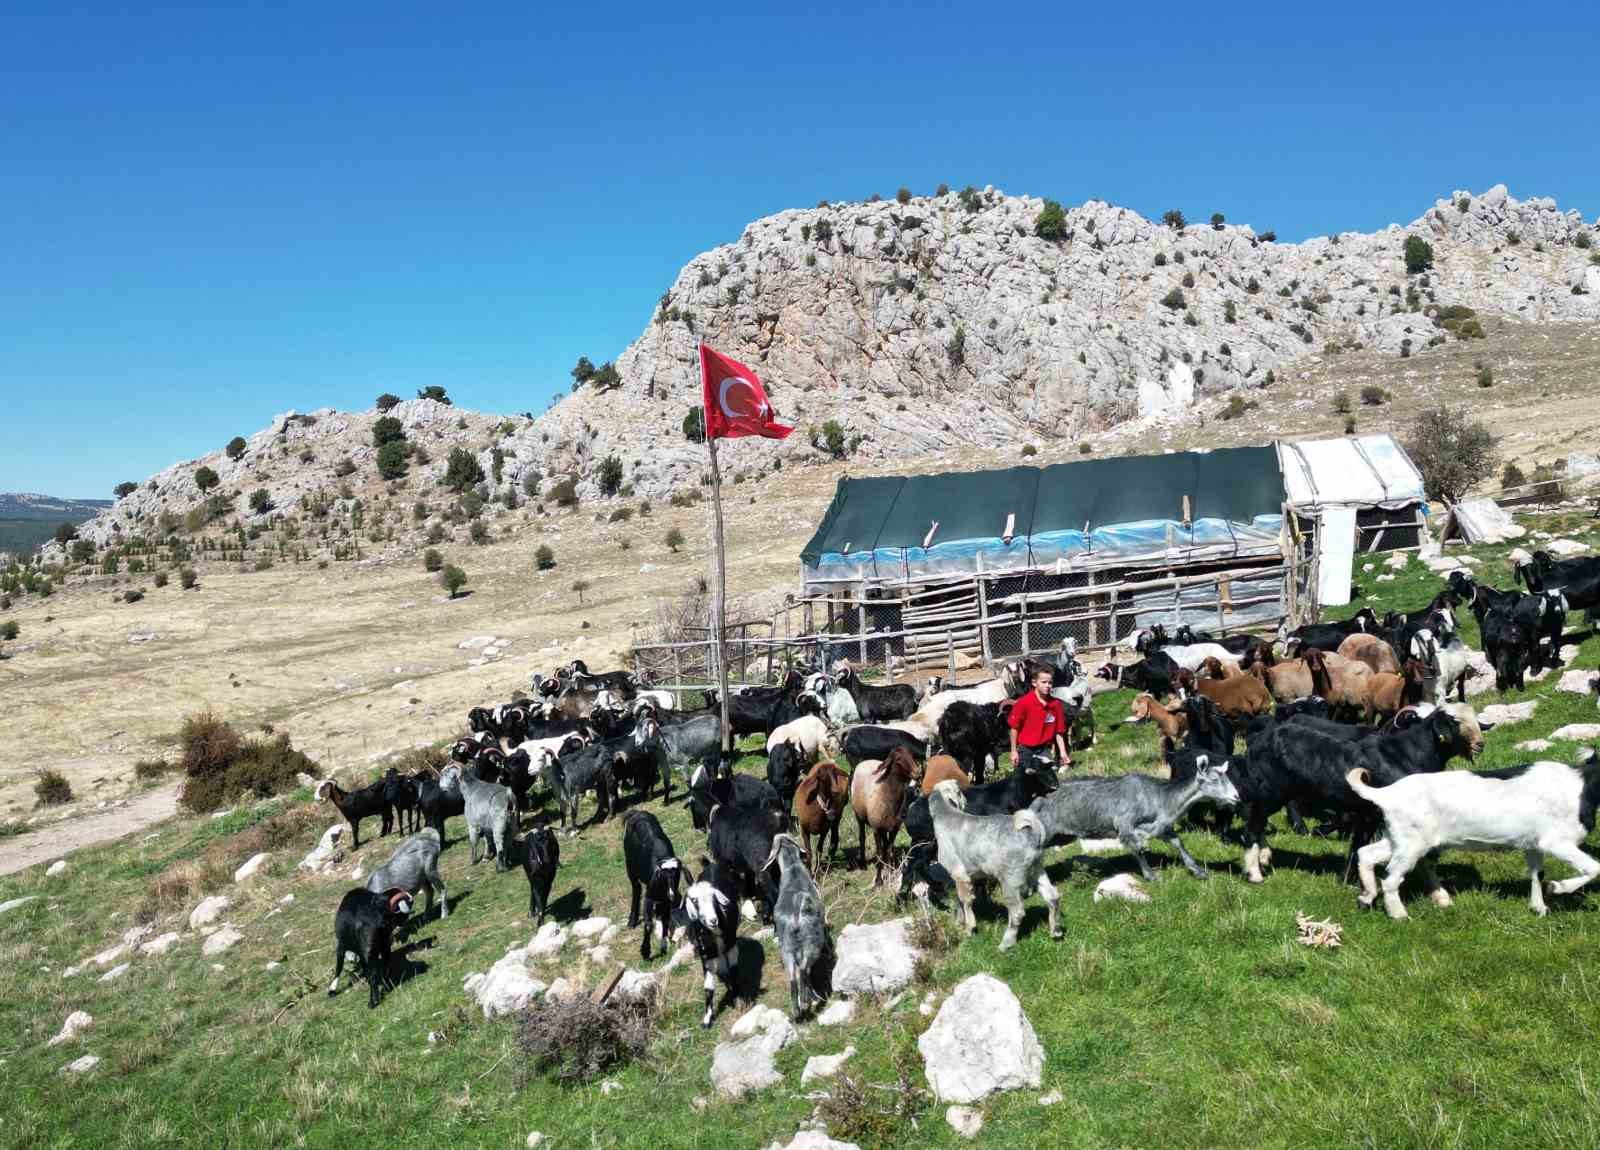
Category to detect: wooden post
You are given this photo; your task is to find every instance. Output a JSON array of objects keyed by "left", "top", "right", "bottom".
[
  {"left": 946, "top": 627, "right": 956, "bottom": 680},
  {"left": 858, "top": 595, "right": 868, "bottom": 665},
  {"left": 672, "top": 646, "right": 683, "bottom": 707},
  {"left": 706, "top": 430, "right": 733, "bottom": 759},
  {"left": 977, "top": 573, "right": 993, "bottom": 668}
]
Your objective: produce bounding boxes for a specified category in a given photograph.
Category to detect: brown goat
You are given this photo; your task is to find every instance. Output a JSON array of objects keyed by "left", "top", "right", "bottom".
[
  {"left": 1364, "top": 659, "right": 1429, "bottom": 724},
  {"left": 1337, "top": 632, "right": 1401, "bottom": 676},
  {"left": 1200, "top": 656, "right": 1243, "bottom": 679},
  {"left": 1129, "top": 693, "right": 1188, "bottom": 740},
  {"left": 1311, "top": 649, "right": 1373, "bottom": 718},
  {"left": 1248, "top": 649, "right": 1332, "bottom": 704},
  {"left": 850, "top": 745, "right": 919, "bottom": 885},
  {"left": 1176, "top": 668, "right": 1274, "bottom": 718},
  {"left": 920, "top": 753, "right": 971, "bottom": 796},
  {"left": 793, "top": 760, "right": 849, "bottom": 873}
]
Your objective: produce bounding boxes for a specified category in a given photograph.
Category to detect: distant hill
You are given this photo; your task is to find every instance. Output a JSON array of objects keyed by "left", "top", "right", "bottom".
[{"left": 0, "top": 493, "right": 112, "bottom": 555}]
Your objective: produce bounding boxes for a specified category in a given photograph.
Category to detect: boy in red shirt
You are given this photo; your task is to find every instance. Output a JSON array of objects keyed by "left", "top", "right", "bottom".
[{"left": 1008, "top": 665, "right": 1072, "bottom": 772}]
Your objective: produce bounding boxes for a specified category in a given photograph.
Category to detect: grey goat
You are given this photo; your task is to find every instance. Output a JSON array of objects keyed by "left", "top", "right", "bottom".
[
  {"left": 447, "top": 765, "right": 515, "bottom": 870},
  {"left": 364, "top": 827, "right": 449, "bottom": 918},
  {"left": 1029, "top": 755, "right": 1238, "bottom": 881},
  {"left": 929, "top": 780, "right": 1061, "bottom": 950},
  {"left": 763, "top": 833, "right": 830, "bottom": 1018}
]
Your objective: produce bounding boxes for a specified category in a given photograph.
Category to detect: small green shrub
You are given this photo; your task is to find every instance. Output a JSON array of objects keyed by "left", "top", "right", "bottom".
[
  {"left": 443, "top": 448, "right": 485, "bottom": 492},
  {"left": 416, "top": 385, "right": 451, "bottom": 404},
  {"left": 1161, "top": 288, "right": 1187, "bottom": 310},
  {"left": 333, "top": 457, "right": 357, "bottom": 478},
  {"left": 372, "top": 416, "right": 405, "bottom": 447},
  {"left": 0, "top": 620, "right": 18, "bottom": 640},
  {"left": 440, "top": 564, "right": 468, "bottom": 598},
  {"left": 123, "top": 589, "right": 144, "bottom": 603},
  {"left": 1360, "top": 385, "right": 1390, "bottom": 406},
  {"left": 946, "top": 325, "right": 966, "bottom": 367},
  {"left": 896, "top": 187, "right": 912, "bottom": 204},
  {"left": 1162, "top": 209, "right": 1186, "bottom": 230},
  {"left": 1476, "top": 363, "right": 1495, "bottom": 387},
  {"left": 1021, "top": 444, "right": 1038, "bottom": 457},
  {"left": 608, "top": 507, "right": 634, "bottom": 523},
  {"left": 1404, "top": 235, "right": 1434, "bottom": 274},
  {"left": 469, "top": 521, "right": 489, "bottom": 545},
  {"left": 550, "top": 478, "right": 579, "bottom": 507},
  {"left": 179, "top": 568, "right": 198, "bottom": 590},
  {"left": 1575, "top": 231, "right": 1592, "bottom": 249},
  {"left": 133, "top": 759, "right": 172, "bottom": 781},
  {"left": 225, "top": 436, "right": 247, "bottom": 460},
  {"left": 375, "top": 392, "right": 402, "bottom": 411},
  {"left": 1220, "top": 394, "right": 1259, "bottom": 421},
  {"left": 1501, "top": 461, "right": 1526, "bottom": 488},
  {"left": 1033, "top": 199, "right": 1068, "bottom": 241},
  {"left": 535, "top": 544, "right": 556, "bottom": 570},
  {"left": 424, "top": 548, "right": 444, "bottom": 572},
  {"left": 1331, "top": 392, "right": 1353, "bottom": 415},
  {"left": 153, "top": 570, "right": 169, "bottom": 588},
  {"left": 248, "top": 488, "right": 272, "bottom": 513},
  {"left": 193, "top": 466, "right": 220, "bottom": 492},
  {"left": 598, "top": 455, "right": 624, "bottom": 497},
  {"left": 35, "top": 769, "right": 73, "bottom": 807},
  {"left": 665, "top": 527, "right": 685, "bottom": 552},
  {"left": 1210, "top": 212, "right": 1225, "bottom": 229}
]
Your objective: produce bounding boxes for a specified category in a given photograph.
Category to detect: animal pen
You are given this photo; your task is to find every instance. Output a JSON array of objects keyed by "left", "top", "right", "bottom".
[{"left": 631, "top": 445, "right": 1321, "bottom": 696}]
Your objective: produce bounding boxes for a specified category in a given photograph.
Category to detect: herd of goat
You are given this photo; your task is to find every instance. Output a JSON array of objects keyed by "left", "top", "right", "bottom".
[{"left": 323, "top": 547, "right": 1600, "bottom": 1019}]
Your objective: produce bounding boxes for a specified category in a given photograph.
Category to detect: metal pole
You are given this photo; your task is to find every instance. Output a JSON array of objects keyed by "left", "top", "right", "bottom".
[{"left": 705, "top": 389, "right": 733, "bottom": 763}]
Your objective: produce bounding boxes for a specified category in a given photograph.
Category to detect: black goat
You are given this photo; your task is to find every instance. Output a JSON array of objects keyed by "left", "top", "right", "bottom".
[
  {"left": 840, "top": 724, "right": 927, "bottom": 766},
  {"left": 382, "top": 769, "right": 422, "bottom": 834},
  {"left": 1482, "top": 604, "right": 1537, "bottom": 692},
  {"left": 1097, "top": 651, "right": 1181, "bottom": 698},
  {"left": 833, "top": 665, "right": 919, "bottom": 722},
  {"left": 708, "top": 801, "right": 784, "bottom": 921},
  {"left": 316, "top": 777, "right": 393, "bottom": 849},
  {"left": 415, "top": 770, "right": 464, "bottom": 844},
  {"left": 542, "top": 740, "right": 616, "bottom": 833},
  {"left": 623, "top": 811, "right": 683, "bottom": 960},
  {"left": 1282, "top": 607, "right": 1380, "bottom": 655},
  {"left": 329, "top": 887, "right": 413, "bottom": 1008},
  {"left": 684, "top": 764, "right": 784, "bottom": 831},
  {"left": 937, "top": 701, "right": 1010, "bottom": 784},
  {"left": 521, "top": 825, "right": 560, "bottom": 925}
]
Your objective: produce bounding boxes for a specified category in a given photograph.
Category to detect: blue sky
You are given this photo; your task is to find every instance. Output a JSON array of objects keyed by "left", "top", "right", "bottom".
[{"left": 3, "top": 1, "right": 1595, "bottom": 497}]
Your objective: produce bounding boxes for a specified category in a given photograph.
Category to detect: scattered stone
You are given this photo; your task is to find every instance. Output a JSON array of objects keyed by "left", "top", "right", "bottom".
[
  {"left": 1376, "top": 573, "right": 1396, "bottom": 583},
  {"left": 599, "top": 1078, "right": 623, "bottom": 1095},
  {"left": 280, "top": 893, "right": 295, "bottom": 904},
  {"left": 1517, "top": 739, "right": 1554, "bottom": 753},
  {"left": 458, "top": 635, "right": 497, "bottom": 650},
  {"left": 98, "top": 963, "right": 131, "bottom": 983},
  {"left": 545, "top": 977, "right": 576, "bottom": 1002},
  {"left": 1385, "top": 552, "right": 1409, "bottom": 570},
  {"left": 265, "top": 961, "right": 281, "bottom": 971},
  {"left": 710, "top": 1004, "right": 796, "bottom": 1098},
  {"left": 1558, "top": 670, "right": 1598, "bottom": 695},
  {"left": 1546, "top": 539, "right": 1590, "bottom": 557},
  {"left": 1076, "top": 837, "right": 1123, "bottom": 854},
  {"left": 234, "top": 853, "right": 271, "bottom": 883},
  {"left": 61, "top": 1055, "right": 101, "bottom": 1074},
  {"left": 816, "top": 998, "right": 857, "bottom": 1027},
  {"left": 1551, "top": 724, "right": 1600, "bottom": 742},
  {"left": 128, "top": 631, "right": 159, "bottom": 643},
  {"left": 526, "top": 1134, "right": 546, "bottom": 1150},
  {"left": 919, "top": 974, "right": 1045, "bottom": 1103},
  {"left": 1478, "top": 701, "right": 1538, "bottom": 726},
  {"left": 527, "top": 921, "right": 569, "bottom": 959},
  {"left": 188, "top": 895, "right": 232, "bottom": 931},
  {"left": 660, "top": 943, "right": 696, "bottom": 973},
  {"left": 946, "top": 1106, "right": 985, "bottom": 1139},
  {"left": 571, "top": 916, "right": 611, "bottom": 941},
  {"left": 47, "top": 1011, "right": 93, "bottom": 1047},
  {"left": 463, "top": 950, "right": 547, "bottom": 1019},
  {"left": 45, "top": 860, "right": 67, "bottom": 877},
  {"left": 1457, "top": 555, "right": 1480, "bottom": 567},
  {"left": 136, "top": 932, "right": 180, "bottom": 959},
  {"left": 1039, "top": 1090, "right": 1063, "bottom": 1106},
  {"left": 1425, "top": 557, "right": 1464, "bottom": 574},
  {"left": 0, "top": 896, "right": 39, "bottom": 915},
  {"left": 586, "top": 945, "right": 611, "bottom": 965},
  {"left": 121, "top": 923, "right": 154, "bottom": 948},
  {"left": 764, "top": 1134, "right": 863, "bottom": 1150},
  {"left": 919, "top": 992, "right": 940, "bottom": 1017},
  {"left": 1094, "top": 874, "right": 1151, "bottom": 904},
  {"left": 92, "top": 943, "right": 128, "bottom": 968},
  {"left": 612, "top": 970, "right": 658, "bottom": 1004},
  {"left": 202, "top": 927, "right": 244, "bottom": 956},
  {"left": 298, "top": 824, "right": 346, "bottom": 873},
  {"left": 599, "top": 924, "right": 622, "bottom": 945},
  {"left": 832, "top": 918, "right": 919, "bottom": 996},
  {"left": 800, "top": 1045, "right": 856, "bottom": 1084}
]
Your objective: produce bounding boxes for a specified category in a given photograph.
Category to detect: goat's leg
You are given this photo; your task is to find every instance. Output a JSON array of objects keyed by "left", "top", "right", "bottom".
[
  {"left": 639, "top": 893, "right": 655, "bottom": 961},
  {"left": 1117, "top": 826, "right": 1159, "bottom": 881},
  {"left": 1542, "top": 840, "right": 1600, "bottom": 898},
  {"left": 1525, "top": 849, "right": 1548, "bottom": 916},
  {"left": 1161, "top": 830, "right": 1210, "bottom": 879},
  {"left": 328, "top": 945, "right": 345, "bottom": 996},
  {"left": 628, "top": 879, "right": 643, "bottom": 928},
  {"left": 856, "top": 815, "right": 869, "bottom": 869},
  {"left": 1037, "top": 872, "right": 1063, "bottom": 940},
  {"left": 953, "top": 876, "right": 977, "bottom": 934},
  {"left": 1379, "top": 843, "right": 1428, "bottom": 920},
  {"left": 467, "top": 825, "right": 481, "bottom": 865},
  {"left": 997, "top": 881, "right": 1025, "bottom": 951},
  {"left": 1355, "top": 838, "right": 1390, "bottom": 909},
  {"left": 1284, "top": 802, "right": 1309, "bottom": 836},
  {"left": 700, "top": 965, "right": 718, "bottom": 1029},
  {"left": 1416, "top": 851, "right": 1452, "bottom": 908}
]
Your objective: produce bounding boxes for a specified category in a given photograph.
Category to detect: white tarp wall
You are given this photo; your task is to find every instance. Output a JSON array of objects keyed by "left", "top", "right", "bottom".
[
  {"left": 1442, "top": 499, "right": 1526, "bottom": 544},
  {"left": 1316, "top": 506, "right": 1358, "bottom": 606},
  {"left": 1278, "top": 434, "right": 1426, "bottom": 510}
]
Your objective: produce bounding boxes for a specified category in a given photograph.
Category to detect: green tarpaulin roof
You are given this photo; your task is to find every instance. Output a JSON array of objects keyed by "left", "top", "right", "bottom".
[{"left": 800, "top": 445, "right": 1285, "bottom": 568}]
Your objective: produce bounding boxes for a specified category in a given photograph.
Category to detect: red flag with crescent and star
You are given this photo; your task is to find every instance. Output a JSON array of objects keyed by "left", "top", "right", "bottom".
[{"left": 699, "top": 343, "right": 793, "bottom": 440}]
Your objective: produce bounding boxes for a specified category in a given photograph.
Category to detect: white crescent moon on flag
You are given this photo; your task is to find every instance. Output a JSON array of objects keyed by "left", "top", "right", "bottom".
[{"left": 718, "top": 375, "right": 765, "bottom": 420}]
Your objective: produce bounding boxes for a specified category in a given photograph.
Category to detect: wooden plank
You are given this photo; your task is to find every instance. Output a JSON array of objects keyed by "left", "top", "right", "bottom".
[{"left": 592, "top": 965, "right": 626, "bottom": 1005}]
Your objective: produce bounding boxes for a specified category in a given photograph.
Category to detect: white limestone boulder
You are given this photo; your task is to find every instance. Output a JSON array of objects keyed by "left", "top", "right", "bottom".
[{"left": 918, "top": 974, "right": 1044, "bottom": 1103}]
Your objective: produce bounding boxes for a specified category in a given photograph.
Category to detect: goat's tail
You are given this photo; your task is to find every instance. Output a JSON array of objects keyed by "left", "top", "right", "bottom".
[
  {"left": 1013, "top": 809, "right": 1046, "bottom": 844},
  {"left": 1345, "top": 767, "right": 1385, "bottom": 804}
]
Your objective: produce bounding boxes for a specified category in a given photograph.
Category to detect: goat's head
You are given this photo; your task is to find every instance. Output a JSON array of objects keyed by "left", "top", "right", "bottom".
[
  {"left": 314, "top": 779, "right": 335, "bottom": 802},
  {"left": 1174, "top": 668, "right": 1196, "bottom": 697},
  {"left": 1352, "top": 608, "right": 1379, "bottom": 632},
  {"left": 1129, "top": 693, "right": 1155, "bottom": 722},
  {"left": 1409, "top": 628, "right": 1440, "bottom": 674},
  {"left": 1422, "top": 707, "right": 1474, "bottom": 760},
  {"left": 383, "top": 888, "right": 414, "bottom": 918},
  {"left": 1094, "top": 662, "right": 1120, "bottom": 683},
  {"left": 1201, "top": 656, "right": 1227, "bottom": 679},
  {"left": 1439, "top": 702, "right": 1486, "bottom": 756},
  {"left": 879, "top": 746, "right": 919, "bottom": 783},
  {"left": 1193, "top": 755, "right": 1240, "bottom": 807},
  {"left": 931, "top": 778, "right": 966, "bottom": 811},
  {"left": 760, "top": 832, "right": 806, "bottom": 873}
]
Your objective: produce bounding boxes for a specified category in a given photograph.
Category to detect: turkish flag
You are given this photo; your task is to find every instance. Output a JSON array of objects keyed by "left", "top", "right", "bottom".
[{"left": 699, "top": 343, "right": 793, "bottom": 440}]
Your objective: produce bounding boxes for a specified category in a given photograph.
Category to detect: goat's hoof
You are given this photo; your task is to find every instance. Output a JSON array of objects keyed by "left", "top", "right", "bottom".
[
  {"left": 1356, "top": 895, "right": 1376, "bottom": 910},
  {"left": 327, "top": 989, "right": 337, "bottom": 998},
  {"left": 1050, "top": 929, "right": 1064, "bottom": 941},
  {"left": 1192, "top": 868, "right": 1211, "bottom": 880}
]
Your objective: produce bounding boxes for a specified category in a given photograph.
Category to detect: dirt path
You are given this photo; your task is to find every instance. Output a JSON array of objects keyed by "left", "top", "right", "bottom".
[{"left": 0, "top": 782, "right": 181, "bottom": 877}]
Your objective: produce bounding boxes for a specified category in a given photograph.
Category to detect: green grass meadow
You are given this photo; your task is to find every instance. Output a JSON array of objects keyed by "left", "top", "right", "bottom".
[{"left": 4, "top": 515, "right": 1600, "bottom": 1149}]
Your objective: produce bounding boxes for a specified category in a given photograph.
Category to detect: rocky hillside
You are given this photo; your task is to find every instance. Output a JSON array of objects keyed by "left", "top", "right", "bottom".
[{"left": 53, "top": 183, "right": 1600, "bottom": 549}]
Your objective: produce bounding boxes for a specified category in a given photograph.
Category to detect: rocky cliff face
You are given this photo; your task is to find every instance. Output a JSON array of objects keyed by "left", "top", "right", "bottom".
[
  {"left": 59, "top": 184, "right": 1600, "bottom": 548},
  {"left": 510, "top": 182, "right": 1598, "bottom": 499}
]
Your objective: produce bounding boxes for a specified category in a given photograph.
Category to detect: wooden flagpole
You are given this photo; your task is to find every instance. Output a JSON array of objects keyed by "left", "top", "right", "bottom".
[{"left": 701, "top": 346, "right": 735, "bottom": 765}]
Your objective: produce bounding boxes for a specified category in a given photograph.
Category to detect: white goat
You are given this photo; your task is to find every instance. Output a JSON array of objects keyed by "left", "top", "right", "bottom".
[
  {"left": 917, "top": 677, "right": 1009, "bottom": 728},
  {"left": 765, "top": 714, "right": 839, "bottom": 763},
  {"left": 1409, "top": 628, "right": 1478, "bottom": 706},
  {"left": 1349, "top": 753, "right": 1600, "bottom": 919}
]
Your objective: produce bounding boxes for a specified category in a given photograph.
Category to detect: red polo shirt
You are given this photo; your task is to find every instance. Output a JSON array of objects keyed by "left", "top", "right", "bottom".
[{"left": 1008, "top": 690, "right": 1066, "bottom": 748}]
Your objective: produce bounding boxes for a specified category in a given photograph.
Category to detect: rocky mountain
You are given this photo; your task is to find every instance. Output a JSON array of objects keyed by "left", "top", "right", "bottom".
[
  {"left": 0, "top": 493, "right": 111, "bottom": 520},
  {"left": 53, "top": 183, "right": 1600, "bottom": 550}
]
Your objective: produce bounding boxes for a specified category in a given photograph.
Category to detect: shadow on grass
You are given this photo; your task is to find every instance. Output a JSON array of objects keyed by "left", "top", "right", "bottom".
[{"left": 545, "top": 888, "right": 589, "bottom": 923}]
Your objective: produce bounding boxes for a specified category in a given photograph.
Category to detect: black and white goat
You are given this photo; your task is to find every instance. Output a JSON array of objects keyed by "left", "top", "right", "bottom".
[
  {"left": 622, "top": 810, "right": 683, "bottom": 961},
  {"left": 1350, "top": 750, "right": 1600, "bottom": 918},
  {"left": 329, "top": 887, "right": 413, "bottom": 1008},
  {"left": 833, "top": 664, "right": 919, "bottom": 722},
  {"left": 708, "top": 800, "right": 784, "bottom": 921},
  {"left": 683, "top": 763, "right": 784, "bottom": 831},
  {"left": 680, "top": 857, "right": 741, "bottom": 1028}
]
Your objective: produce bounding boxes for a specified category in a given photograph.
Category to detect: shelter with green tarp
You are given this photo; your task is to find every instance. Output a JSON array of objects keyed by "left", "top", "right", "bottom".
[{"left": 801, "top": 446, "right": 1287, "bottom": 587}]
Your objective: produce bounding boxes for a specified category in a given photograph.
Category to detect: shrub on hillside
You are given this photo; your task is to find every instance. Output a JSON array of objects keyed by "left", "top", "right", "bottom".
[
  {"left": 515, "top": 994, "right": 656, "bottom": 1085},
  {"left": 179, "top": 567, "right": 198, "bottom": 590},
  {"left": 535, "top": 544, "right": 556, "bottom": 570},
  {"left": 133, "top": 758, "right": 172, "bottom": 781},
  {"left": 1406, "top": 406, "right": 1497, "bottom": 505},
  {"left": 549, "top": 478, "right": 579, "bottom": 507},
  {"left": 1331, "top": 391, "right": 1353, "bottom": 415},
  {"left": 443, "top": 448, "right": 485, "bottom": 492},
  {"left": 469, "top": 521, "right": 490, "bottom": 545},
  {"left": 0, "top": 620, "right": 18, "bottom": 641},
  {"left": 123, "top": 589, "right": 144, "bottom": 603},
  {"left": 1033, "top": 199, "right": 1068, "bottom": 241},
  {"left": 417, "top": 386, "right": 451, "bottom": 405},
  {"left": 440, "top": 564, "right": 468, "bottom": 598},
  {"left": 225, "top": 436, "right": 247, "bottom": 460},
  {"left": 375, "top": 392, "right": 401, "bottom": 411},
  {"left": 249, "top": 488, "right": 273, "bottom": 513},
  {"left": 1220, "top": 394, "right": 1259, "bottom": 421},
  {"left": 153, "top": 570, "right": 169, "bottom": 588},
  {"left": 1210, "top": 212, "right": 1226, "bottom": 229},
  {"left": 372, "top": 416, "right": 405, "bottom": 447},
  {"left": 665, "top": 527, "right": 685, "bottom": 553},
  {"left": 194, "top": 466, "right": 220, "bottom": 492},
  {"left": 1403, "top": 235, "right": 1434, "bottom": 274},
  {"left": 1359, "top": 386, "right": 1390, "bottom": 406},
  {"left": 423, "top": 548, "right": 444, "bottom": 572},
  {"left": 682, "top": 407, "right": 705, "bottom": 443},
  {"left": 376, "top": 438, "right": 410, "bottom": 480},
  {"left": 1162, "top": 209, "right": 1186, "bottom": 230},
  {"left": 1161, "top": 288, "right": 1187, "bottom": 310},
  {"left": 1476, "top": 362, "right": 1495, "bottom": 387},
  {"left": 114, "top": 481, "right": 137, "bottom": 498},
  {"left": 333, "top": 457, "right": 357, "bottom": 478},
  {"left": 53, "top": 522, "right": 78, "bottom": 545},
  {"left": 35, "top": 769, "right": 73, "bottom": 807},
  {"left": 598, "top": 455, "right": 624, "bottom": 497},
  {"left": 177, "top": 712, "right": 322, "bottom": 813},
  {"left": 1501, "top": 461, "right": 1526, "bottom": 489}
]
